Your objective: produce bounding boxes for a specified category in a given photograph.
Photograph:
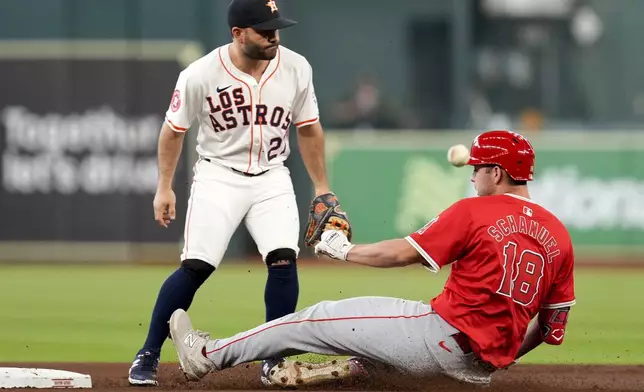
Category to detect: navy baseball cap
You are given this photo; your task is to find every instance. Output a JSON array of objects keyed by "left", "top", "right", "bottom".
[{"left": 227, "top": 0, "right": 297, "bottom": 31}]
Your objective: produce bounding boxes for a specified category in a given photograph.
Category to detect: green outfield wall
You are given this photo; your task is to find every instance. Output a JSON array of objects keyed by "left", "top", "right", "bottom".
[{"left": 325, "top": 131, "right": 644, "bottom": 258}]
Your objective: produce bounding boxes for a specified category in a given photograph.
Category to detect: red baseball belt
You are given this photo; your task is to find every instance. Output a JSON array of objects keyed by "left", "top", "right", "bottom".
[{"left": 451, "top": 332, "right": 473, "bottom": 353}]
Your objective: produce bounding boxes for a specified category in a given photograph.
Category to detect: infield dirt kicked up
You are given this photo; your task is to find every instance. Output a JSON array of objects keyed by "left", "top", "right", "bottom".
[{"left": 0, "top": 363, "right": 642, "bottom": 392}]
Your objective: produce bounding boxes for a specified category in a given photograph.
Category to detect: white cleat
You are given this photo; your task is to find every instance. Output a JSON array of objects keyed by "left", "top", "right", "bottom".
[
  {"left": 266, "top": 357, "right": 371, "bottom": 388},
  {"left": 168, "top": 309, "right": 216, "bottom": 381}
]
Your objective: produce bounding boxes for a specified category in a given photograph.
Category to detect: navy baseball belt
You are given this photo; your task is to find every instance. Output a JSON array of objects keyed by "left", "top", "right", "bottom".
[{"left": 202, "top": 157, "right": 269, "bottom": 177}]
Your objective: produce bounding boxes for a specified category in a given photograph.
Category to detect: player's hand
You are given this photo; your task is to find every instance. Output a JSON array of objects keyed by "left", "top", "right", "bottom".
[
  {"left": 314, "top": 230, "right": 354, "bottom": 261},
  {"left": 153, "top": 187, "right": 176, "bottom": 228}
]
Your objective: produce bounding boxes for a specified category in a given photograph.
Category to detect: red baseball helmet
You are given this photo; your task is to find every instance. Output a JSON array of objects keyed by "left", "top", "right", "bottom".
[{"left": 467, "top": 130, "right": 535, "bottom": 181}]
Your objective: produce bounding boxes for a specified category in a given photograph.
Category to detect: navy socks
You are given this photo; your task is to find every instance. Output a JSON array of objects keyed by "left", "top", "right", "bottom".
[
  {"left": 264, "top": 262, "right": 299, "bottom": 322},
  {"left": 138, "top": 259, "right": 296, "bottom": 354},
  {"left": 142, "top": 260, "right": 214, "bottom": 351}
]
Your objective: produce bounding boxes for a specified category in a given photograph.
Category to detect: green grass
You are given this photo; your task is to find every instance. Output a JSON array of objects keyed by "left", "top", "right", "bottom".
[{"left": 0, "top": 263, "right": 640, "bottom": 365}]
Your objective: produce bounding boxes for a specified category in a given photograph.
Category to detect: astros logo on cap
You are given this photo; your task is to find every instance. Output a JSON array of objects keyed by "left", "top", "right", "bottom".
[{"left": 266, "top": 0, "right": 278, "bottom": 13}]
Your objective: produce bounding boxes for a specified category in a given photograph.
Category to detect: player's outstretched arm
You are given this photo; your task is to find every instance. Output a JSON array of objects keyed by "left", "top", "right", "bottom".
[
  {"left": 346, "top": 238, "right": 425, "bottom": 268},
  {"left": 314, "top": 230, "right": 424, "bottom": 268},
  {"left": 297, "top": 122, "right": 330, "bottom": 196}
]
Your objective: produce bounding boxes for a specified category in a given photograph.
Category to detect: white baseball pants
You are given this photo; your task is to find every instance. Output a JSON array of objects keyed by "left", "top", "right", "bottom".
[{"left": 180, "top": 157, "right": 300, "bottom": 267}]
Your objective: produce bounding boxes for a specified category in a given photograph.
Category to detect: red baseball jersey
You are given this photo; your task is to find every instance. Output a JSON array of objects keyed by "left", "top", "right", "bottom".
[{"left": 406, "top": 193, "right": 575, "bottom": 368}]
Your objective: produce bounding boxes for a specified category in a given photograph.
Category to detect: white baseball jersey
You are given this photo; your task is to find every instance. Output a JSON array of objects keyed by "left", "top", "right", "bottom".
[{"left": 165, "top": 43, "right": 319, "bottom": 175}]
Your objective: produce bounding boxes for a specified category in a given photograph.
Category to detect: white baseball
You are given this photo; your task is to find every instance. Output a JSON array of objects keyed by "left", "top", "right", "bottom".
[{"left": 447, "top": 144, "right": 470, "bottom": 167}]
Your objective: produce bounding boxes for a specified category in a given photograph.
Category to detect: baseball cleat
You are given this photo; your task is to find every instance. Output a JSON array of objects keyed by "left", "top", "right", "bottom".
[
  {"left": 168, "top": 309, "right": 216, "bottom": 381},
  {"left": 260, "top": 358, "right": 282, "bottom": 387},
  {"left": 264, "top": 357, "right": 372, "bottom": 388},
  {"left": 128, "top": 348, "right": 161, "bottom": 386}
]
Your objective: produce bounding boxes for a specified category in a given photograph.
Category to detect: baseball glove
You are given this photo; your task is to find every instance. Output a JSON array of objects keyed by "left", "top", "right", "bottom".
[{"left": 304, "top": 192, "right": 352, "bottom": 247}]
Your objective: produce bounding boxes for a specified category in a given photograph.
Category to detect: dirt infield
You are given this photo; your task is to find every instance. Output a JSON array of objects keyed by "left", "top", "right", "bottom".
[{"left": 1, "top": 363, "right": 642, "bottom": 392}]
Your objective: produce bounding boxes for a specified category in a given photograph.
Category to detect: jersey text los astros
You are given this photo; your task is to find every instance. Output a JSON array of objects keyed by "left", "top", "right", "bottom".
[{"left": 165, "top": 44, "right": 319, "bottom": 175}]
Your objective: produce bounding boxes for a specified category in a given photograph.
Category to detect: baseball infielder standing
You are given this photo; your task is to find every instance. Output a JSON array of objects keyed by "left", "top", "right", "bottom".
[
  {"left": 165, "top": 130, "right": 576, "bottom": 388},
  {"left": 128, "top": 0, "right": 352, "bottom": 386}
]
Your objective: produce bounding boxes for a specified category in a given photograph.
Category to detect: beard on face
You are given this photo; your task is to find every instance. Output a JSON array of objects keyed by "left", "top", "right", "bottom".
[{"left": 243, "top": 41, "right": 277, "bottom": 60}]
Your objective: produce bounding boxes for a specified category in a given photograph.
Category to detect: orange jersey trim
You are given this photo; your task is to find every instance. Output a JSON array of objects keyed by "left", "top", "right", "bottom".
[
  {"left": 295, "top": 117, "right": 319, "bottom": 128},
  {"left": 218, "top": 47, "right": 254, "bottom": 173},
  {"left": 166, "top": 118, "right": 188, "bottom": 132},
  {"left": 257, "top": 49, "right": 281, "bottom": 169}
]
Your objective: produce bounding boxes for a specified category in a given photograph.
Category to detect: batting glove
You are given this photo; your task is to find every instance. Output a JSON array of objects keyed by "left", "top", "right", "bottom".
[{"left": 314, "top": 230, "right": 354, "bottom": 261}]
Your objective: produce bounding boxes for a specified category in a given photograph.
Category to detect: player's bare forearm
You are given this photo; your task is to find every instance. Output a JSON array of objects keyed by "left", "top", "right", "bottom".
[
  {"left": 347, "top": 239, "right": 423, "bottom": 268},
  {"left": 515, "top": 319, "right": 543, "bottom": 359},
  {"left": 157, "top": 122, "right": 185, "bottom": 190},
  {"left": 297, "top": 122, "right": 330, "bottom": 195}
]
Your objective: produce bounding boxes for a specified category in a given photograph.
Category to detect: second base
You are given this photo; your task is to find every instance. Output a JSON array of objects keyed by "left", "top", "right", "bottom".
[{"left": 0, "top": 367, "right": 92, "bottom": 389}]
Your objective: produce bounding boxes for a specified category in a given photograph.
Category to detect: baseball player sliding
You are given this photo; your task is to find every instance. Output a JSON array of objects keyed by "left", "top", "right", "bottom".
[
  {"left": 128, "top": 0, "right": 352, "bottom": 386},
  {"left": 165, "top": 130, "right": 576, "bottom": 388}
]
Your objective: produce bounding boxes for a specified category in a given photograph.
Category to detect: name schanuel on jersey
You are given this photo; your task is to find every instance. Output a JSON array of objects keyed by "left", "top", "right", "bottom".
[{"left": 204, "top": 87, "right": 293, "bottom": 133}]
